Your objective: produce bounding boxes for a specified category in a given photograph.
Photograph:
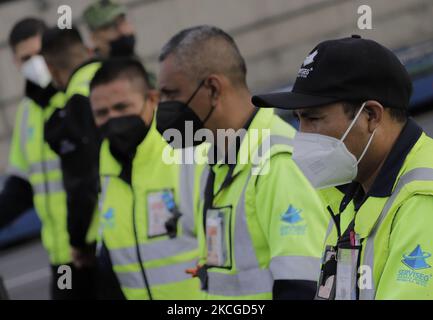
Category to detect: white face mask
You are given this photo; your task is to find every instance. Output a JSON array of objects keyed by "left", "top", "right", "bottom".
[
  {"left": 292, "top": 102, "right": 376, "bottom": 189},
  {"left": 21, "top": 55, "right": 51, "bottom": 88}
]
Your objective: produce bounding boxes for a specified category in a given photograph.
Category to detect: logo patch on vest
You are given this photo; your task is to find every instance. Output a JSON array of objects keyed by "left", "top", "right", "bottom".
[
  {"left": 280, "top": 205, "right": 307, "bottom": 236},
  {"left": 27, "top": 127, "right": 35, "bottom": 141},
  {"left": 102, "top": 207, "right": 115, "bottom": 229},
  {"left": 397, "top": 245, "right": 432, "bottom": 287}
]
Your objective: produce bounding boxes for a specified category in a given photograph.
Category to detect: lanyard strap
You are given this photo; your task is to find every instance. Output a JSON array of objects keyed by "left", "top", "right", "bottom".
[
  {"left": 327, "top": 205, "right": 359, "bottom": 248},
  {"left": 202, "top": 163, "right": 238, "bottom": 232}
]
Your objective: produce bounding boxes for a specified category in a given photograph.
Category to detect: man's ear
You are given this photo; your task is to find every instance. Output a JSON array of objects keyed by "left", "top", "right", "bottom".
[
  {"left": 143, "top": 89, "right": 159, "bottom": 126},
  {"left": 205, "top": 75, "right": 222, "bottom": 107},
  {"left": 87, "top": 46, "right": 95, "bottom": 57},
  {"left": 364, "top": 100, "right": 384, "bottom": 133},
  {"left": 145, "top": 89, "right": 159, "bottom": 110},
  {"left": 13, "top": 54, "right": 21, "bottom": 69},
  {"left": 46, "top": 62, "right": 63, "bottom": 89}
]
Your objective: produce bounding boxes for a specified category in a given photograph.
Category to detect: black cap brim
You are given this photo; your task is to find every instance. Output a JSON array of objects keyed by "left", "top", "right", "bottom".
[{"left": 252, "top": 91, "right": 340, "bottom": 110}]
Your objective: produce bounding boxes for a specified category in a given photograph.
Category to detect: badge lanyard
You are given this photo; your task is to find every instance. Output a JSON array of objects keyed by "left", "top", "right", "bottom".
[
  {"left": 200, "top": 163, "right": 238, "bottom": 289},
  {"left": 316, "top": 206, "right": 362, "bottom": 300},
  {"left": 202, "top": 163, "right": 237, "bottom": 231}
]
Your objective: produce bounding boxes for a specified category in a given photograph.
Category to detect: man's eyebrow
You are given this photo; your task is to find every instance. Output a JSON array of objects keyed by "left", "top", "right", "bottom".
[
  {"left": 21, "top": 55, "right": 32, "bottom": 62},
  {"left": 94, "top": 106, "right": 109, "bottom": 114},
  {"left": 298, "top": 109, "right": 323, "bottom": 117}
]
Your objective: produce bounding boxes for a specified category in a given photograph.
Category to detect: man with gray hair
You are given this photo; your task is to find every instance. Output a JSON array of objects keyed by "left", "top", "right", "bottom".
[{"left": 156, "top": 25, "right": 329, "bottom": 299}]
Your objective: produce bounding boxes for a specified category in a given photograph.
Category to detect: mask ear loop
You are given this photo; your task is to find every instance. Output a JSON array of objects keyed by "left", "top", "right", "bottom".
[
  {"left": 187, "top": 79, "right": 215, "bottom": 126},
  {"left": 186, "top": 79, "right": 205, "bottom": 105},
  {"left": 356, "top": 128, "right": 376, "bottom": 165},
  {"left": 341, "top": 102, "right": 367, "bottom": 142}
]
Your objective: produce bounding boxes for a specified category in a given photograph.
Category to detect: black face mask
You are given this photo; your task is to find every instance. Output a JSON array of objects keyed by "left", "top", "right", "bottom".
[
  {"left": 100, "top": 115, "right": 149, "bottom": 162},
  {"left": 109, "top": 34, "right": 136, "bottom": 57},
  {"left": 156, "top": 80, "right": 215, "bottom": 149}
]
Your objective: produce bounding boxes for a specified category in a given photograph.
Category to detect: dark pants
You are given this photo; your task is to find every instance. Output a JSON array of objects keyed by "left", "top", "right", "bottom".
[
  {"left": 96, "top": 243, "right": 125, "bottom": 300},
  {"left": 50, "top": 263, "right": 96, "bottom": 300}
]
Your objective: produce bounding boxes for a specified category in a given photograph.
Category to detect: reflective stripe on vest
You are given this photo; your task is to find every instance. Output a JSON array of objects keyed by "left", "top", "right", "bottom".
[
  {"left": 116, "top": 259, "right": 197, "bottom": 289},
  {"left": 323, "top": 218, "right": 335, "bottom": 245},
  {"left": 270, "top": 255, "right": 321, "bottom": 281},
  {"left": 178, "top": 150, "right": 196, "bottom": 237},
  {"left": 360, "top": 167, "right": 433, "bottom": 300},
  {"left": 96, "top": 176, "right": 111, "bottom": 255},
  {"left": 20, "top": 100, "right": 30, "bottom": 161},
  {"left": 7, "top": 100, "right": 32, "bottom": 180},
  {"left": 207, "top": 174, "right": 274, "bottom": 296},
  {"left": 252, "top": 135, "right": 293, "bottom": 165},
  {"left": 33, "top": 179, "right": 64, "bottom": 195},
  {"left": 104, "top": 160, "right": 198, "bottom": 288},
  {"left": 206, "top": 135, "right": 293, "bottom": 296},
  {"left": 29, "top": 159, "right": 61, "bottom": 175},
  {"left": 109, "top": 236, "right": 197, "bottom": 266},
  {"left": 199, "top": 165, "right": 210, "bottom": 206},
  {"left": 5, "top": 165, "right": 28, "bottom": 180}
]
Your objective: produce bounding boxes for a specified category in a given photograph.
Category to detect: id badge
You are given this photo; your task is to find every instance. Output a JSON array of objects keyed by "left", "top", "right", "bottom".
[
  {"left": 316, "top": 246, "right": 337, "bottom": 300},
  {"left": 147, "top": 190, "right": 175, "bottom": 238},
  {"left": 335, "top": 248, "right": 360, "bottom": 300},
  {"left": 206, "top": 209, "right": 228, "bottom": 267}
]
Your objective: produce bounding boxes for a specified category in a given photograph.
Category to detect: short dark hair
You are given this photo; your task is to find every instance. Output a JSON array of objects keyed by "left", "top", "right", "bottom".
[
  {"left": 90, "top": 58, "right": 152, "bottom": 94},
  {"left": 159, "top": 25, "right": 247, "bottom": 87},
  {"left": 41, "top": 26, "right": 86, "bottom": 70},
  {"left": 8, "top": 17, "right": 47, "bottom": 51},
  {"left": 342, "top": 101, "right": 407, "bottom": 123}
]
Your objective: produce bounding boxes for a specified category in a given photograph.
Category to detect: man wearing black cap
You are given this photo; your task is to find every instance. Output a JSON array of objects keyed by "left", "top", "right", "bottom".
[{"left": 252, "top": 35, "right": 433, "bottom": 299}]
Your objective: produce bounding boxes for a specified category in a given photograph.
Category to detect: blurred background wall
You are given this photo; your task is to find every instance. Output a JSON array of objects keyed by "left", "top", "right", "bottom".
[{"left": 0, "top": 0, "right": 432, "bottom": 173}]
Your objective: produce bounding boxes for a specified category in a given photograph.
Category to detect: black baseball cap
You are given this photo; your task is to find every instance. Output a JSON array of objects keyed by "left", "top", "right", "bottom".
[{"left": 252, "top": 35, "right": 412, "bottom": 110}]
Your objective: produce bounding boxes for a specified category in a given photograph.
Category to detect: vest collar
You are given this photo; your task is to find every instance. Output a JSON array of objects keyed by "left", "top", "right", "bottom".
[
  {"left": 65, "top": 58, "right": 100, "bottom": 91},
  {"left": 209, "top": 107, "right": 274, "bottom": 177},
  {"left": 100, "top": 116, "right": 166, "bottom": 180},
  {"left": 338, "top": 118, "right": 424, "bottom": 238},
  {"left": 340, "top": 118, "right": 423, "bottom": 213},
  {"left": 24, "top": 80, "right": 58, "bottom": 108}
]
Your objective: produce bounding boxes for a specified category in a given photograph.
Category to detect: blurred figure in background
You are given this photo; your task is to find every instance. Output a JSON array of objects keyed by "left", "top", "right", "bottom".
[
  {"left": 0, "top": 17, "right": 90, "bottom": 299},
  {"left": 82, "top": 0, "right": 156, "bottom": 86},
  {"left": 83, "top": 0, "right": 136, "bottom": 58},
  {"left": 41, "top": 27, "right": 102, "bottom": 297},
  {"left": 90, "top": 58, "right": 202, "bottom": 299}
]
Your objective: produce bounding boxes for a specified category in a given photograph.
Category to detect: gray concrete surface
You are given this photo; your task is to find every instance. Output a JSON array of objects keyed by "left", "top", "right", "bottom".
[{"left": 0, "top": 239, "right": 50, "bottom": 300}]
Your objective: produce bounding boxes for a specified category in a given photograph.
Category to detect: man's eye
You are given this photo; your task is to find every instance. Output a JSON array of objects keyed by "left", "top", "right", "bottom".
[
  {"left": 21, "top": 55, "right": 32, "bottom": 63},
  {"left": 95, "top": 109, "right": 109, "bottom": 118},
  {"left": 163, "top": 93, "right": 176, "bottom": 100},
  {"left": 113, "top": 103, "right": 128, "bottom": 111}
]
